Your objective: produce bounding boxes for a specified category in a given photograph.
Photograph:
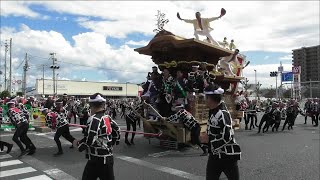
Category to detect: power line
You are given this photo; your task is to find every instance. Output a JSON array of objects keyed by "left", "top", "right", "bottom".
[
  {"left": 27, "top": 53, "right": 149, "bottom": 74},
  {"left": 57, "top": 60, "right": 147, "bottom": 74}
]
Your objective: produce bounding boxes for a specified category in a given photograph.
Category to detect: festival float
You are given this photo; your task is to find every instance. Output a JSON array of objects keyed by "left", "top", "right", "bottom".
[{"left": 134, "top": 9, "right": 248, "bottom": 149}]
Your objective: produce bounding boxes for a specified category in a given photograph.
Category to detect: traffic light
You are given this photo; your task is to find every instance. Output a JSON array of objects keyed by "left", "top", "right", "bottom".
[{"left": 270, "top": 71, "right": 278, "bottom": 77}]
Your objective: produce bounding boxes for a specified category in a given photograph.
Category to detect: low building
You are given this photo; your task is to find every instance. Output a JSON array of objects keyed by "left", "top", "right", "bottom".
[{"left": 27, "top": 79, "right": 143, "bottom": 99}]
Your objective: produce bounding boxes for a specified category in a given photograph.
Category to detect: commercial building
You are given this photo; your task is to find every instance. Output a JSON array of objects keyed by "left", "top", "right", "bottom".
[
  {"left": 27, "top": 79, "right": 143, "bottom": 98},
  {"left": 292, "top": 45, "right": 320, "bottom": 97}
]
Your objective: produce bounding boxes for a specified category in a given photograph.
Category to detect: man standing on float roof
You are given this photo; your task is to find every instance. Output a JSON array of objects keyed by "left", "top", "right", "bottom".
[{"left": 177, "top": 9, "right": 226, "bottom": 45}]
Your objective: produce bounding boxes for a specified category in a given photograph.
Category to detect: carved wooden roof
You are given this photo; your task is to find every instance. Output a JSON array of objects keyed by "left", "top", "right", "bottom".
[{"left": 134, "top": 30, "right": 234, "bottom": 65}]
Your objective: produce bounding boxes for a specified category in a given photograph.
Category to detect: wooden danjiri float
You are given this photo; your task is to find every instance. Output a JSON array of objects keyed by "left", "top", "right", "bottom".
[{"left": 133, "top": 10, "right": 247, "bottom": 149}]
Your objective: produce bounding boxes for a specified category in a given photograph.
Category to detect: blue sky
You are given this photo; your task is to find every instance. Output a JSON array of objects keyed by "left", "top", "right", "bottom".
[{"left": 0, "top": 1, "right": 319, "bottom": 89}]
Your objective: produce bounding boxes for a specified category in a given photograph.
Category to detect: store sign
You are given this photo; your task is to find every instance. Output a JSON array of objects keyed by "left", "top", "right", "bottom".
[
  {"left": 103, "top": 86, "right": 123, "bottom": 91},
  {"left": 292, "top": 66, "right": 301, "bottom": 74}
]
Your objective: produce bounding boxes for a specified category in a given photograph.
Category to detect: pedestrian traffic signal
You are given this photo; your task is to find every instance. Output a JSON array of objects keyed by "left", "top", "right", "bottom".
[{"left": 270, "top": 71, "right": 278, "bottom": 77}]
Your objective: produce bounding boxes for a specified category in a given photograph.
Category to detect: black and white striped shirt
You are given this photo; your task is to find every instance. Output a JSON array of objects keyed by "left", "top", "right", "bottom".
[
  {"left": 207, "top": 104, "right": 241, "bottom": 160},
  {"left": 8, "top": 107, "right": 28, "bottom": 127},
  {"left": 78, "top": 111, "right": 120, "bottom": 164},
  {"left": 167, "top": 109, "right": 199, "bottom": 130}
]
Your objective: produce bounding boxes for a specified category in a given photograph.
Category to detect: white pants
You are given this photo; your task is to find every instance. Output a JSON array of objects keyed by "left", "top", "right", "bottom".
[{"left": 194, "top": 29, "right": 220, "bottom": 46}]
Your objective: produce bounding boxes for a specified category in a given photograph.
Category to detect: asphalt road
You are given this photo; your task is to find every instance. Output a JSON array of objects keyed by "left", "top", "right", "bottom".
[{"left": 0, "top": 114, "right": 319, "bottom": 180}]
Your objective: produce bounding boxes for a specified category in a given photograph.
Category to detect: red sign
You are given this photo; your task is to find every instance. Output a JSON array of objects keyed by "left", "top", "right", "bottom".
[{"left": 292, "top": 66, "right": 301, "bottom": 74}]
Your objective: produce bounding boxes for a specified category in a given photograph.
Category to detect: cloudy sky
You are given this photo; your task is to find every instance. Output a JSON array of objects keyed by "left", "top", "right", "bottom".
[{"left": 0, "top": 1, "right": 319, "bottom": 90}]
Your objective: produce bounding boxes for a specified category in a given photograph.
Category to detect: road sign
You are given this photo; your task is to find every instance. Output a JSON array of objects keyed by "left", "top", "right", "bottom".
[
  {"left": 281, "top": 72, "right": 293, "bottom": 82},
  {"left": 292, "top": 66, "right": 301, "bottom": 74},
  {"left": 278, "top": 66, "right": 283, "bottom": 72}
]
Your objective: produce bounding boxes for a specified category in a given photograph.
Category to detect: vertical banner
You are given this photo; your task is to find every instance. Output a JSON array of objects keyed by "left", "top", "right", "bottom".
[{"left": 292, "top": 66, "right": 301, "bottom": 100}]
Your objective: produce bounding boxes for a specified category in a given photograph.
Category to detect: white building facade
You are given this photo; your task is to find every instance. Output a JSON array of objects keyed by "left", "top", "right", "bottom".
[{"left": 27, "top": 79, "right": 143, "bottom": 98}]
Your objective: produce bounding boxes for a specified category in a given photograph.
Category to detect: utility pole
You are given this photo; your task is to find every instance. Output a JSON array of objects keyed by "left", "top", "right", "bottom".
[
  {"left": 42, "top": 64, "right": 45, "bottom": 96},
  {"left": 4, "top": 40, "right": 8, "bottom": 91},
  {"left": 23, "top": 53, "right": 29, "bottom": 98},
  {"left": 278, "top": 62, "right": 283, "bottom": 99},
  {"left": 9, "top": 38, "right": 12, "bottom": 96},
  {"left": 56, "top": 73, "right": 59, "bottom": 95},
  {"left": 50, "top": 53, "right": 59, "bottom": 96},
  {"left": 254, "top": 69, "right": 257, "bottom": 100}
]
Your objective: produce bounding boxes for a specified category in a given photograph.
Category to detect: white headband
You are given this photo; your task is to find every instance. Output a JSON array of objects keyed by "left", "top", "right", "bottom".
[
  {"left": 89, "top": 94, "right": 106, "bottom": 103},
  {"left": 192, "top": 65, "right": 199, "bottom": 68},
  {"left": 204, "top": 87, "right": 224, "bottom": 95}
]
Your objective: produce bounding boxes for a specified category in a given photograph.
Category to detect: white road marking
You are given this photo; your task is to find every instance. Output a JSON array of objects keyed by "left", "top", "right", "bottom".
[
  {"left": 0, "top": 167, "right": 37, "bottom": 178},
  {"left": 19, "top": 174, "right": 53, "bottom": 180},
  {"left": 22, "top": 155, "right": 77, "bottom": 180},
  {"left": 148, "top": 150, "right": 180, "bottom": 158},
  {"left": 70, "top": 128, "right": 83, "bottom": 132},
  {"left": 0, "top": 159, "right": 23, "bottom": 167},
  {"left": 0, "top": 132, "right": 38, "bottom": 137},
  {"left": 117, "top": 155, "right": 205, "bottom": 180},
  {"left": 35, "top": 133, "right": 70, "bottom": 144},
  {"left": 44, "top": 168, "right": 77, "bottom": 180},
  {"left": 0, "top": 154, "right": 12, "bottom": 160}
]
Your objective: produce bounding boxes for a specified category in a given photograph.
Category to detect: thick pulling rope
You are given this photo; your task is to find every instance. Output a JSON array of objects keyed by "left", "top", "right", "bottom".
[{"left": 68, "top": 123, "right": 162, "bottom": 137}]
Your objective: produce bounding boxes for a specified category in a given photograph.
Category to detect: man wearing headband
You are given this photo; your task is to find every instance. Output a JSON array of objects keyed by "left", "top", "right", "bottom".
[
  {"left": 75, "top": 93, "right": 120, "bottom": 180},
  {"left": 68, "top": 96, "right": 78, "bottom": 124},
  {"left": 272, "top": 102, "right": 282, "bottom": 132},
  {"left": 282, "top": 100, "right": 303, "bottom": 131},
  {"left": 303, "top": 98, "right": 313, "bottom": 125},
  {"left": 258, "top": 101, "right": 277, "bottom": 133},
  {"left": 203, "top": 84, "right": 241, "bottom": 180},
  {"left": 124, "top": 104, "right": 142, "bottom": 146},
  {"left": 311, "top": 98, "right": 319, "bottom": 127},
  {"left": 246, "top": 99, "right": 258, "bottom": 130},
  {"left": 44, "top": 96, "right": 55, "bottom": 110},
  {"left": 77, "top": 98, "right": 90, "bottom": 134},
  {"left": 47, "top": 99, "right": 76, "bottom": 156},
  {"left": 188, "top": 65, "right": 206, "bottom": 93},
  {"left": 7, "top": 100, "right": 36, "bottom": 157},
  {"left": 162, "top": 105, "right": 208, "bottom": 156}
]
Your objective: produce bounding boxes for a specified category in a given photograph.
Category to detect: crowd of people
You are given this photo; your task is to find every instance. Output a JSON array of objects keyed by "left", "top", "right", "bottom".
[
  {"left": 235, "top": 97, "right": 319, "bottom": 133},
  {"left": 0, "top": 66, "right": 318, "bottom": 180}
]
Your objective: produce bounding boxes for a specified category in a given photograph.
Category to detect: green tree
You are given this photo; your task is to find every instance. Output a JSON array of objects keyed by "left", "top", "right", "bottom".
[
  {"left": 0, "top": 90, "right": 11, "bottom": 99},
  {"left": 264, "top": 89, "right": 276, "bottom": 98},
  {"left": 16, "top": 92, "right": 23, "bottom": 96},
  {"left": 282, "top": 89, "right": 292, "bottom": 99}
]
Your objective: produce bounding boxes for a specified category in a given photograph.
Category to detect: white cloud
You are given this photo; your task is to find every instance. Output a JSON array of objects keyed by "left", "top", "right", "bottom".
[
  {"left": 243, "top": 63, "right": 293, "bottom": 88},
  {"left": 1, "top": 1, "right": 319, "bottom": 88},
  {"left": 17, "top": 1, "right": 319, "bottom": 52},
  {"left": 125, "top": 40, "right": 148, "bottom": 46},
  {"left": 279, "top": 55, "right": 292, "bottom": 61},
  {"left": 0, "top": 1, "right": 49, "bottom": 20},
  {"left": 0, "top": 25, "right": 155, "bottom": 87}
]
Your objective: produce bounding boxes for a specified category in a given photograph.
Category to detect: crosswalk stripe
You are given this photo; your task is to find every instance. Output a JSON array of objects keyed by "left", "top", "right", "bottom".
[
  {"left": 0, "top": 154, "right": 12, "bottom": 160},
  {"left": 19, "top": 174, "right": 53, "bottom": 180},
  {"left": 0, "top": 167, "right": 37, "bottom": 178},
  {"left": 0, "top": 159, "right": 23, "bottom": 167}
]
